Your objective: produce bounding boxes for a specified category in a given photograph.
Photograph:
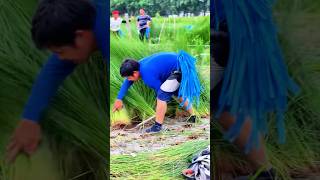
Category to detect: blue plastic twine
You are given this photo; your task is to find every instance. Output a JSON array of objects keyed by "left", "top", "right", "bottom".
[
  {"left": 177, "top": 50, "right": 202, "bottom": 110},
  {"left": 216, "top": 0, "right": 300, "bottom": 153}
]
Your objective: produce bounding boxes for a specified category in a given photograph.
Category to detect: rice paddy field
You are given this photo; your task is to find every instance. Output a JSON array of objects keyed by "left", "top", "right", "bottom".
[{"left": 110, "top": 15, "right": 210, "bottom": 179}]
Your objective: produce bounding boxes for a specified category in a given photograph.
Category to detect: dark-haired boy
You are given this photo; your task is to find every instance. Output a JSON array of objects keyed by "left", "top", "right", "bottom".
[
  {"left": 6, "top": 0, "right": 107, "bottom": 162},
  {"left": 112, "top": 52, "right": 199, "bottom": 133}
]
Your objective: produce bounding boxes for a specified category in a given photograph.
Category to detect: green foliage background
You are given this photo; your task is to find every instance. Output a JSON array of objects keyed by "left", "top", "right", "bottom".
[{"left": 111, "top": 0, "right": 210, "bottom": 16}]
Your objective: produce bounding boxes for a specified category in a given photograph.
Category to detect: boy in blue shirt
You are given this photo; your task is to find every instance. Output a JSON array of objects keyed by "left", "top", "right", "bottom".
[
  {"left": 113, "top": 52, "right": 198, "bottom": 133},
  {"left": 6, "top": 0, "right": 107, "bottom": 163}
]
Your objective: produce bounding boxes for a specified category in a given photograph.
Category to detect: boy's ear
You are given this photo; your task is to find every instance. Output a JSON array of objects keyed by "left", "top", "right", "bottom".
[
  {"left": 75, "top": 30, "right": 87, "bottom": 38},
  {"left": 133, "top": 71, "right": 140, "bottom": 76},
  {"left": 74, "top": 30, "right": 92, "bottom": 47},
  {"left": 74, "top": 30, "right": 85, "bottom": 47}
]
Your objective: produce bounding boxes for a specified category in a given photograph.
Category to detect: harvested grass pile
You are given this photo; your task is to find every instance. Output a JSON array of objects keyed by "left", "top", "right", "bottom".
[{"left": 110, "top": 140, "right": 209, "bottom": 179}]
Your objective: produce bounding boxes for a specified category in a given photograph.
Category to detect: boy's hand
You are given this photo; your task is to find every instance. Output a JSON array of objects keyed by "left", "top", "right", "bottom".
[
  {"left": 6, "top": 119, "right": 41, "bottom": 163},
  {"left": 112, "top": 99, "right": 123, "bottom": 112}
]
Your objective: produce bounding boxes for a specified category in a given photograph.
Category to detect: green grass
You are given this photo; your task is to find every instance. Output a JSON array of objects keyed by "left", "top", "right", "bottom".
[
  {"left": 110, "top": 140, "right": 209, "bottom": 180},
  {"left": 117, "top": 16, "right": 210, "bottom": 45}
]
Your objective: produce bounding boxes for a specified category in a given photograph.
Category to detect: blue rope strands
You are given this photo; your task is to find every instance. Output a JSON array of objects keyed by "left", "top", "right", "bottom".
[
  {"left": 145, "top": 27, "right": 150, "bottom": 39},
  {"left": 177, "top": 50, "right": 202, "bottom": 110},
  {"left": 216, "top": 0, "right": 299, "bottom": 153}
]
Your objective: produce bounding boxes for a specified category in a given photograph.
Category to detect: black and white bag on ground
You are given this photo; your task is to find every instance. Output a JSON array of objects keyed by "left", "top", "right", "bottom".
[{"left": 182, "top": 146, "right": 210, "bottom": 180}]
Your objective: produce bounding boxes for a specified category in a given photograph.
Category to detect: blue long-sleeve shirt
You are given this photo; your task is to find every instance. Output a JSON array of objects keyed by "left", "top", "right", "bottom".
[
  {"left": 117, "top": 52, "right": 178, "bottom": 100},
  {"left": 213, "top": 0, "right": 226, "bottom": 29},
  {"left": 22, "top": 1, "right": 107, "bottom": 122}
]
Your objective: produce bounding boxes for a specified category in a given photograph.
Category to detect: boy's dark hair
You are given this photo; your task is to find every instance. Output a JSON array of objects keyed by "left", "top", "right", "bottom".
[
  {"left": 31, "top": 0, "right": 96, "bottom": 49},
  {"left": 120, "top": 59, "right": 140, "bottom": 77}
]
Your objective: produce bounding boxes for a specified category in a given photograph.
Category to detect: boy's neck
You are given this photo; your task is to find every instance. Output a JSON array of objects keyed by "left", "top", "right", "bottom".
[{"left": 91, "top": 39, "right": 98, "bottom": 52}]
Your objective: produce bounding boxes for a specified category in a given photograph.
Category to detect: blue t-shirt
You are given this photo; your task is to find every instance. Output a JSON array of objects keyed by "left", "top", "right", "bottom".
[
  {"left": 137, "top": 15, "right": 151, "bottom": 29},
  {"left": 22, "top": 1, "right": 107, "bottom": 122},
  {"left": 117, "top": 52, "right": 178, "bottom": 100}
]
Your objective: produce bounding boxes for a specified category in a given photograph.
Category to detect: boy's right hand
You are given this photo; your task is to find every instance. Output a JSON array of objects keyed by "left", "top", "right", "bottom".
[
  {"left": 6, "top": 119, "right": 42, "bottom": 163},
  {"left": 112, "top": 99, "right": 123, "bottom": 112}
]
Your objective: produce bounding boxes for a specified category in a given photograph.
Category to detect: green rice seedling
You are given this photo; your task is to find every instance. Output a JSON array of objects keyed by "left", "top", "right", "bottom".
[
  {"left": 111, "top": 108, "right": 130, "bottom": 127},
  {"left": 110, "top": 140, "right": 209, "bottom": 179},
  {"left": 5, "top": 141, "right": 62, "bottom": 180}
]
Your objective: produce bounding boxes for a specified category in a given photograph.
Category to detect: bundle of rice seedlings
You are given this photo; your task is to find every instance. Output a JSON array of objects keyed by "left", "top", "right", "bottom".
[
  {"left": 7, "top": 142, "right": 61, "bottom": 180},
  {"left": 111, "top": 108, "right": 130, "bottom": 127}
]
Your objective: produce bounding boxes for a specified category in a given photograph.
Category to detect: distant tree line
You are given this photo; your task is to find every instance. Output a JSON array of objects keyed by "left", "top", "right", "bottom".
[{"left": 111, "top": 0, "right": 210, "bottom": 16}]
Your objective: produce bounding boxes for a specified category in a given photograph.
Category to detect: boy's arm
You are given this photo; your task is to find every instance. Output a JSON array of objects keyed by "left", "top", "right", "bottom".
[
  {"left": 136, "top": 17, "right": 140, "bottom": 28},
  {"left": 147, "top": 15, "right": 152, "bottom": 26},
  {"left": 109, "top": 18, "right": 113, "bottom": 28},
  {"left": 6, "top": 55, "right": 76, "bottom": 163},
  {"left": 116, "top": 79, "right": 134, "bottom": 100},
  {"left": 22, "top": 54, "right": 77, "bottom": 122}
]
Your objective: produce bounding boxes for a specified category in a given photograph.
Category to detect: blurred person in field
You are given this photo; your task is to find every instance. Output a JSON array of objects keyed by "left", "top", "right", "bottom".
[
  {"left": 136, "top": 8, "right": 151, "bottom": 42},
  {"left": 110, "top": 10, "right": 127, "bottom": 37}
]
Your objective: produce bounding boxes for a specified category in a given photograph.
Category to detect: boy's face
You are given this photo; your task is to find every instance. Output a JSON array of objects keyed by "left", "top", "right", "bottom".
[
  {"left": 113, "top": 13, "right": 119, "bottom": 19},
  {"left": 127, "top": 71, "right": 140, "bottom": 81},
  {"left": 49, "top": 30, "right": 96, "bottom": 64},
  {"left": 139, "top": 9, "right": 145, "bottom": 15}
]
